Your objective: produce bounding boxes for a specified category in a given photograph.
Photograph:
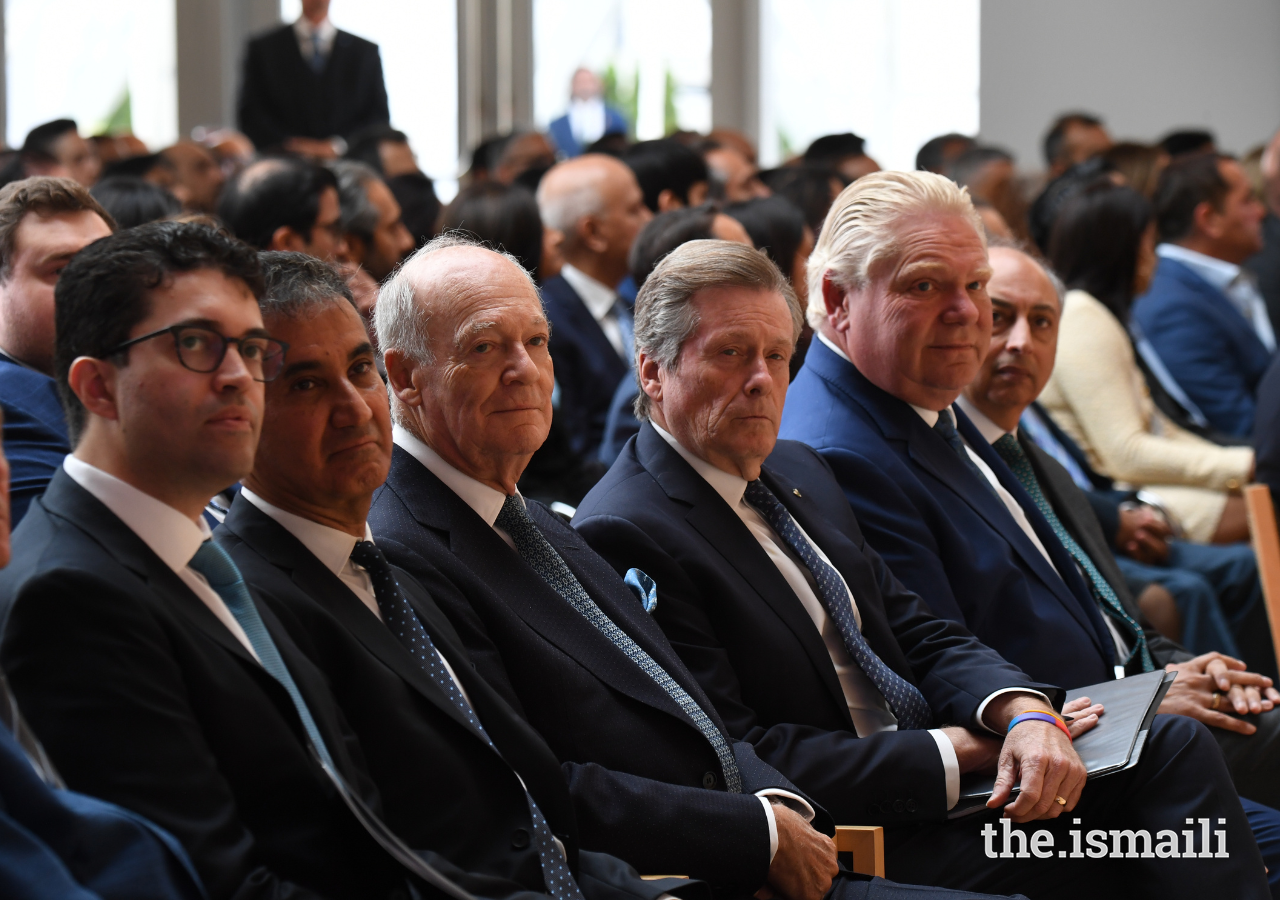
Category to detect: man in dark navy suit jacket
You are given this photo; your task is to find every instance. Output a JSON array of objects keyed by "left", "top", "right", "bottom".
[
  {"left": 574, "top": 237, "right": 1269, "bottom": 898},
  {"left": 1132, "top": 153, "right": 1273, "bottom": 438},
  {"left": 215, "top": 252, "right": 694, "bottom": 900},
  {"left": 0, "top": 176, "right": 113, "bottom": 525},
  {"left": 536, "top": 155, "right": 652, "bottom": 458},
  {"left": 238, "top": 0, "right": 390, "bottom": 154}
]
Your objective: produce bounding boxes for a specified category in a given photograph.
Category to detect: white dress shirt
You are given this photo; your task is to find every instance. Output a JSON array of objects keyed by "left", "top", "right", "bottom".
[
  {"left": 239, "top": 486, "right": 474, "bottom": 707},
  {"left": 1157, "top": 243, "right": 1276, "bottom": 351},
  {"left": 391, "top": 424, "right": 808, "bottom": 858},
  {"left": 567, "top": 97, "right": 608, "bottom": 147},
  {"left": 951, "top": 401, "right": 1133, "bottom": 669},
  {"left": 62, "top": 456, "right": 259, "bottom": 662},
  {"left": 559, "top": 263, "right": 628, "bottom": 361},
  {"left": 294, "top": 15, "right": 337, "bottom": 64}
]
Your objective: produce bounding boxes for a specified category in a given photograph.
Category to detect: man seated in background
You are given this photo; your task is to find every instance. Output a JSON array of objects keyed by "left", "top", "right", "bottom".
[
  {"left": 0, "top": 222, "right": 424, "bottom": 898},
  {"left": 0, "top": 119, "right": 101, "bottom": 190},
  {"left": 0, "top": 177, "right": 114, "bottom": 526},
  {"left": 955, "top": 241, "right": 1280, "bottom": 816},
  {"left": 623, "top": 139, "right": 710, "bottom": 213},
  {"left": 703, "top": 140, "right": 770, "bottom": 203},
  {"left": 329, "top": 160, "right": 414, "bottom": 282},
  {"left": 1132, "top": 153, "right": 1272, "bottom": 438},
  {"left": 218, "top": 157, "right": 348, "bottom": 261},
  {"left": 1042, "top": 113, "right": 1112, "bottom": 179},
  {"left": 161, "top": 141, "right": 226, "bottom": 214},
  {"left": 537, "top": 155, "right": 652, "bottom": 458},
  {"left": 214, "top": 251, "right": 695, "bottom": 900},
  {"left": 571, "top": 238, "right": 1270, "bottom": 898},
  {"left": 803, "top": 133, "right": 880, "bottom": 184}
]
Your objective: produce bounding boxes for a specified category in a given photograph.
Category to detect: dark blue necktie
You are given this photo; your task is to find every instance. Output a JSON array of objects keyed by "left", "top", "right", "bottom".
[
  {"left": 310, "top": 32, "right": 326, "bottom": 73},
  {"left": 992, "top": 435, "right": 1153, "bottom": 673},
  {"left": 933, "top": 408, "right": 999, "bottom": 500},
  {"left": 742, "top": 480, "right": 932, "bottom": 730},
  {"left": 351, "top": 541, "right": 584, "bottom": 900},
  {"left": 494, "top": 495, "right": 743, "bottom": 794}
]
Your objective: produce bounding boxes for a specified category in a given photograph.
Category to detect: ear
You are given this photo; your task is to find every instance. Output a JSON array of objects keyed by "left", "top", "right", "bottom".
[
  {"left": 345, "top": 233, "right": 369, "bottom": 267},
  {"left": 382, "top": 349, "right": 423, "bottom": 408},
  {"left": 1192, "top": 199, "right": 1224, "bottom": 240},
  {"left": 655, "top": 189, "right": 682, "bottom": 213},
  {"left": 67, "top": 356, "right": 121, "bottom": 423},
  {"left": 638, "top": 351, "right": 663, "bottom": 410},
  {"left": 579, "top": 215, "right": 609, "bottom": 255},
  {"left": 269, "top": 226, "right": 307, "bottom": 253},
  {"left": 822, "top": 273, "right": 853, "bottom": 330}
]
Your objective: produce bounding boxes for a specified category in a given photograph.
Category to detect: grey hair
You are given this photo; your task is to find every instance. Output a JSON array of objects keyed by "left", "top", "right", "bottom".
[
  {"left": 374, "top": 230, "right": 538, "bottom": 372},
  {"left": 806, "top": 170, "right": 986, "bottom": 329},
  {"left": 257, "top": 250, "right": 356, "bottom": 319},
  {"left": 986, "top": 236, "right": 1066, "bottom": 306},
  {"left": 536, "top": 163, "right": 607, "bottom": 234},
  {"left": 633, "top": 239, "right": 801, "bottom": 419},
  {"left": 330, "top": 160, "right": 382, "bottom": 243}
]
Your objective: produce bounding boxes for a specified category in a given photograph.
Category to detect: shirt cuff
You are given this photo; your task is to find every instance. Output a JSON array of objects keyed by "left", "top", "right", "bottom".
[
  {"left": 754, "top": 789, "right": 816, "bottom": 863},
  {"left": 974, "top": 688, "right": 1054, "bottom": 736},
  {"left": 927, "top": 728, "right": 960, "bottom": 811}
]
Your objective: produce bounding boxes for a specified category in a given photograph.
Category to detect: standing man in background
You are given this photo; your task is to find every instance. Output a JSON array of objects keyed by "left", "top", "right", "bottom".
[
  {"left": 238, "top": 0, "right": 390, "bottom": 156},
  {"left": 548, "top": 69, "right": 629, "bottom": 159}
]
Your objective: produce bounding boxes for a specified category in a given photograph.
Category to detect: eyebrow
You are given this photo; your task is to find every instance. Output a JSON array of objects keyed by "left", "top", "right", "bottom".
[
  {"left": 991, "top": 297, "right": 1058, "bottom": 314},
  {"left": 169, "top": 317, "right": 272, "bottom": 339},
  {"left": 898, "top": 261, "right": 993, "bottom": 281},
  {"left": 279, "top": 341, "right": 375, "bottom": 378},
  {"left": 453, "top": 315, "right": 549, "bottom": 348}
]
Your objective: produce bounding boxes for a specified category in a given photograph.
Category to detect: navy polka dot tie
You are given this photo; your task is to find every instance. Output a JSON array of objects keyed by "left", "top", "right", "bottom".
[
  {"left": 494, "top": 495, "right": 743, "bottom": 794},
  {"left": 351, "top": 540, "right": 584, "bottom": 900},
  {"left": 992, "top": 434, "right": 1153, "bottom": 673},
  {"left": 742, "top": 480, "right": 933, "bottom": 730}
]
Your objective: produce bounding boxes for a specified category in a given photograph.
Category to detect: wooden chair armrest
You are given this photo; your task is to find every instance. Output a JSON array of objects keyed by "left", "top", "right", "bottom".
[
  {"left": 835, "top": 825, "right": 885, "bottom": 878},
  {"left": 639, "top": 875, "right": 689, "bottom": 881}
]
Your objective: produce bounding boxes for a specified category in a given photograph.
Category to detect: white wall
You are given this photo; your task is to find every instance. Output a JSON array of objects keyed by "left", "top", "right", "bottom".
[{"left": 979, "top": 0, "right": 1280, "bottom": 171}]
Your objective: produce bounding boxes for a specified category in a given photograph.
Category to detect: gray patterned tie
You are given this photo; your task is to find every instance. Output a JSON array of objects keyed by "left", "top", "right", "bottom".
[
  {"left": 351, "top": 540, "right": 585, "bottom": 900},
  {"left": 495, "top": 495, "right": 743, "bottom": 794},
  {"left": 742, "top": 480, "right": 933, "bottom": 730},
  {"left": 934, "top": 408, "right": 1000, "bottom": 500}
]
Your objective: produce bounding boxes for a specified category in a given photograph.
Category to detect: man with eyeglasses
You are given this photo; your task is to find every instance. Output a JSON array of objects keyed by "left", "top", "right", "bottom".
[{"left": 0, "top": 222, "right": 425, "bottom": 899}]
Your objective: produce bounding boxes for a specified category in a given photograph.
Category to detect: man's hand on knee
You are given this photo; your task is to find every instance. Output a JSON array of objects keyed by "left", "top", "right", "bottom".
[{"left": 759, "top": 803, "right": 837, "bottom": 900}]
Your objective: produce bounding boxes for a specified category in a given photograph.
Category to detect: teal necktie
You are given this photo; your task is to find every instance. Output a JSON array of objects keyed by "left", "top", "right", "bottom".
[{"left": 992, "top": 434, "right": 1153, "bottom": 673}]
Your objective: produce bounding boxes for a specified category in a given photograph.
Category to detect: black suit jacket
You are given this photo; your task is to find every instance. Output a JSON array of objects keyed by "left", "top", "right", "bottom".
[
  {"left": 370, "top": 446, "right": 824, "bottom": 895},
  {"left": 1016, "top": 431, "right": 1193, "bottom": 672},
  {"left": 573, "top": 426, "right": 1058, "bottom": 824},
  {"left": 237, "top": 24, "right": 390, "bottom": 149},
  {"left": 0, "top": 471, "right": 404, "bottom": 900},
  {"left": 541, "top": 275, "right": 630, "bottom": 458}
]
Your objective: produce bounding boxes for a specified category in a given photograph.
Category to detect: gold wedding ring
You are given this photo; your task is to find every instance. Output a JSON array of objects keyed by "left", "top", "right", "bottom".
[
  {"left": 1055, "top": 796, "right": 1067, "bottom": 806},
  {"left": 1212, "top": 691, "right": 1222, "bottom": 710}
]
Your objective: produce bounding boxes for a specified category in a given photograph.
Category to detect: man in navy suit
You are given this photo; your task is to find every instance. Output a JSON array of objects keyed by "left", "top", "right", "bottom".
[
  {"left": 536, "top": 155, "right": 652, "bottom": 458},
  {"left": 238, "top": 0, "right": 390, "bottom": 155},
  {"left": 1132, "top": 153, "right": 1272, "bottom": 438},
  {"left": 0, "top": 177, "right": 113, "bottom": 526},
  {"left": 548, "top": 69, "right": 629, "bottom": 159},
  {"left": 573, "top": 238, "right": 1270, "bottom": 898}
]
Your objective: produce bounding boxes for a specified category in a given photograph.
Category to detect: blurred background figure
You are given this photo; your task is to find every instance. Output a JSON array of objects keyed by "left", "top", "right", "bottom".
[
  {"left": 701, "top": 136, "right": 769, "bottom": 202},
  {"left": 548, "top": 68, "right": 629, "bottom": 158},
  {"left": 1044, "top": 112, "right": 1113, "bottom": 179},
  {"left": 0, "top": 120, "right": 100, "bottom": 190},
  {"left": 1161, "top": 129, "right": 1217, "bottom": 160},
  {"left": 916, "top": 133, "right": 975, "bottom": 174},
  {"left": 237, "top": 0, "right": 389, "bottom": 157},
  {"left": 1246, "top": 127, "right": 1280, "bottom": 329},
  {"left": 1103, "top": 142, "right": 1169, "bottom": 199},
  {"left": 948, "top": 144, "right": 1027, "bottom": 238},
  {"left": 89, "top": 177, "right": 181, "bottom": 229},
  {"left": 802, "top": 132, "right": 880, "bottom": 183},
  {"left": 623, "top": 138, "right": 709, "bottom": 212},
  {"left": 160, "top": 141, "right": 226, "bottom": 214},
  {"left": 219, "top": 157, "right": 347, "bottom": 261},
  {"left": 329, "top": 160, "right": 414, "bottom": 282},
  {"left": 439, "top": 182, "right": 545, "bottom": 280}
]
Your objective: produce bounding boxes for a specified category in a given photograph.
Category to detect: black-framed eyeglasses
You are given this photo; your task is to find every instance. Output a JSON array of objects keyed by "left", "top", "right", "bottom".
[{"left": 105, "top": 325, "right": 289, "bottom": 382}]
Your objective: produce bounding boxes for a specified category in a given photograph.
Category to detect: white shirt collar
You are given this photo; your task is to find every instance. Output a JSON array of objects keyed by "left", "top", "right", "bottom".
[
  {"left": 1156, "top": 243, "right": 1242, "bottom": 292},
  {"left": 953, "top": 395, "right": 1014, "bottom": 444},
  {"left": 294, "top": 16, "right": 336, "bottom": 42},
  {"left": 62, "top": 455, "right": 211, "bottom": 575},
  {"left": 240, "top": 487, "right": 372, "bottom": 578},
  {"left": 816, "top": 330, "right": 851, "bottom": 363},
  {"left": 393, "top": 424, "right": 516, "bottom": 527},
  {"left": 650, "top": 422, "right": 750, "bottom": 510},
  {"left": 819, "top": 331, "right": 946, "bottom": 425},
  {"left": 559, "top": 263, "right": 618, "bottom": 324}
]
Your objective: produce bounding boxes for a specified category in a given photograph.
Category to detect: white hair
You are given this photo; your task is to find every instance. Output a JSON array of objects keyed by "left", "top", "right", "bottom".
[
  {"left": 805, "top": 170, "right": 986, "bottom": 328},
  {"left": 536, "top": 163, "right": 608, "bottom": 234}
]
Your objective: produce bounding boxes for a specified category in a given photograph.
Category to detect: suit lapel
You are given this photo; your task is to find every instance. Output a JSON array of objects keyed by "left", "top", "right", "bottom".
[
  {"left": 387, "top": 448, "right": 696, "bottom": 726},
  {"left": 636, "top": 426, "right": 853, "bottom": 723},
  {"left": 544, "top": 277, "right": 627, "bottom": 378}
]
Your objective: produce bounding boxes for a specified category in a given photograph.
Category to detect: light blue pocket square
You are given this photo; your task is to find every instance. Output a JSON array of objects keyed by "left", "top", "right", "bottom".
[{"left": 624, "top": 568, "right": 658, "bottom": 614}]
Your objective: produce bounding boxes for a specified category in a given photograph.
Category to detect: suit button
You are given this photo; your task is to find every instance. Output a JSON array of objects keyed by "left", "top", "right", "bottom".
[
  {"left": 906, "top": 800, "right": 918, "bottom": 813},
  {"left": 702, "top": 771, "right": 717, "bottom": 789},
  {"left": 511, "top": 828, "right": 531, "bottom": 849},
  {"left": 892, "top": 800, "right": 905, "bottom": 814}
]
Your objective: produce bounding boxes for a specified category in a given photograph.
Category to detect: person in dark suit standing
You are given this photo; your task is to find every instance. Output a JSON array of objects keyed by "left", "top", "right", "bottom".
[
  {"left": 0, "top": 223, "right": 423, "bottom": 900},
  {"left": 214, "top": 251, "right": 694, "bottom": 900},
  {"left": 536, "top": 155, "right": 652, "bottom": 458},
  {"left": 0, "top": 177, "right": 114, "bottom": 526},
  {"left": 571, "top": 239, "right": 1271, "bottom": 898},
  {"left": 956, "top": 243, "right": 1280, "bottom": 814},
  {"left": 1132, "top": 153, "right": 1273, "bottom": 438},
  {"left": 238, "top": 0, "right": 390, "bottom": 156}
]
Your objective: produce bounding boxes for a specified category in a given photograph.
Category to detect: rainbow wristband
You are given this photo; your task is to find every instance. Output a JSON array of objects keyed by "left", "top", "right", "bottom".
[{"left": 1008, "top": 711, "right": 1072, "bottom": 741}]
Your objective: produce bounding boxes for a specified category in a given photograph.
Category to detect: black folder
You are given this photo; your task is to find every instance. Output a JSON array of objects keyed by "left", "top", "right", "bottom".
[{"left": 948, "top": 668, "right": 1177, "bottom": 818}]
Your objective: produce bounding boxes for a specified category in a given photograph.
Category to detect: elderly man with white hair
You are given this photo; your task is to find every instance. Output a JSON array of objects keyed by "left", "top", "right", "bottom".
[{"left": 537, "top": 154, "right": 652, "bottom": 459}]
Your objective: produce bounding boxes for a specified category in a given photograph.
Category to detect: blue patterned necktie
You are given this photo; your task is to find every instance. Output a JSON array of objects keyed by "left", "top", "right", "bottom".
[
  {"left": 992, "top": 434, "right": 1153, "bottom": 673},
  {"left": 933, "top": 408, "right": 999, "bottom": 500},
  {"left": 189, "top": 541, "right": 336, "bottom": 768},
  {"left": 350, "top": 541, "right": 583, "bottom": 900},
  {"left": 494, "top": 495, "right": 743, "bottom": 794},
  {"left": 742, "top": 480, "right": 933, "bottom": 730},
  {"left": 310, "top": 31, "right": 326, "bottom": 73}
]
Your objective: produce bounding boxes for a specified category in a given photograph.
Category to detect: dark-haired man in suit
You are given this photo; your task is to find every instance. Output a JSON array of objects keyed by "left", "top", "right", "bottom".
[
  {"left": 0, "top": 222, "right": 420, "bottom": 900},
  {"left": 214, "top": 251, "right": 695, "bottom": 900},
  {"left": 238, "top": 0, "right": 390, "bottom": 155},
  {"left": 572, "top": 236, "right": 1269, "bottom": 898}
]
